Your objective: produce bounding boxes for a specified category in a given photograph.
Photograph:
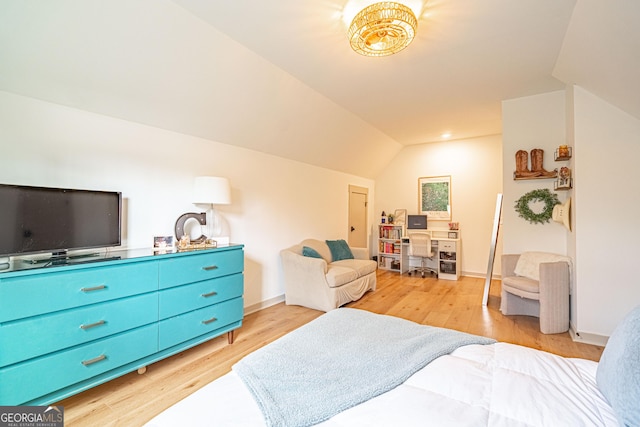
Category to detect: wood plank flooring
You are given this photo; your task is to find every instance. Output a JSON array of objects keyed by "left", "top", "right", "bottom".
[{"left": 56, "top": 270, "right": 604, "bottom": 426}]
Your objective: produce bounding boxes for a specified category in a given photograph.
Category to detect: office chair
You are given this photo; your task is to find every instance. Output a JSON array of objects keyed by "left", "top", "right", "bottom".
[{"left": 407, "top": 232, "right": 438, "bottom": 278}]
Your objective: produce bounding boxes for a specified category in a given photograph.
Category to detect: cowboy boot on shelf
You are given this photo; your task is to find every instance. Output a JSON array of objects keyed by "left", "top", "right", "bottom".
[
  {"left": 514, "top": 149, "right": 539, "bottom": 178},
  {"left": 530, "top": 148, "right": 557, "bottom": 177}
]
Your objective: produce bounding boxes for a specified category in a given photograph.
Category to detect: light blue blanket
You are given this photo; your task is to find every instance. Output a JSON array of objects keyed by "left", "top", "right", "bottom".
[{"left": 233, "top": 308, "right": 495, "bottom": 427}]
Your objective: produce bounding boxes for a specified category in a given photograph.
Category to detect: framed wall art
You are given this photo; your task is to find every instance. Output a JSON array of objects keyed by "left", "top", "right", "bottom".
[
  {"left": 393, "top": 209, "right": 407, "bottom": 226},
  {"left": 418, "top": 176, "right": 451, "bottom": 220}
]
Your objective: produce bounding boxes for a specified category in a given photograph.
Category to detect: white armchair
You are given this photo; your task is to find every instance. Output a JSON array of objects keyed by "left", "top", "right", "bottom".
[
  {"left": 501, "top": 253, "right": 570, "bottom": 334},
  {"left": 280, "top": 239, "right": 377, "bottom": 312}
]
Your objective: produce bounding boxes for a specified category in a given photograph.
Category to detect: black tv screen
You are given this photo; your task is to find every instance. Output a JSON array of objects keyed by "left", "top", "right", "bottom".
[
  {"left": 0, "top": 184, "right": 122, "bottom": 258},
  {"left": 407, "top": 214, "right": 427, "bottom": 229}
]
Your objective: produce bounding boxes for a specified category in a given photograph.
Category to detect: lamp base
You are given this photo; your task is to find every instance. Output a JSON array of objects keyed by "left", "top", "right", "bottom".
[{"left": 211, "top": 236, "right": 230, "bottom": 246}]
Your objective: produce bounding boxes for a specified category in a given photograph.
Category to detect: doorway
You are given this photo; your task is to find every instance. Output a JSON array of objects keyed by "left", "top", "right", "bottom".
[{"left": 348, "top": 185, "right": 368, "bottom": 248}]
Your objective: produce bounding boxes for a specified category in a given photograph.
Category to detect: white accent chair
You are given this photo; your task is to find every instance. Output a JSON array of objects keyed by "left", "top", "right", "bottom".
[
  {"left": 501, "top": 253, "right": 570, "bottom": 334},
  {"left": 407, "top": 232, "right": 438, "bottom": 278}
]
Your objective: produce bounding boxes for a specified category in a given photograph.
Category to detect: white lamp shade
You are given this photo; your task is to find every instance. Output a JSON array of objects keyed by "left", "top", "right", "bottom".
[{"left": 193, "top": 176, "right": 231, "bottom": 205}]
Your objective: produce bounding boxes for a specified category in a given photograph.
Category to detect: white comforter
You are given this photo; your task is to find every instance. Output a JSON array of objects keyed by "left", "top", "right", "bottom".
[{"left": 145, "top": 342, "right": 618, "bottom": 426}]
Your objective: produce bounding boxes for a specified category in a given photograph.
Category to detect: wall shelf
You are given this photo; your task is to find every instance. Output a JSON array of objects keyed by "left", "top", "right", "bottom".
[
  {"left": 513, "top": 171, "right": 558, "bottom": 180},
  {"left": 554, "top": 178, "right": 573, "bottom": 191},
  {"left": 554, "top": 146, "right": 572, "bottom": 161}
]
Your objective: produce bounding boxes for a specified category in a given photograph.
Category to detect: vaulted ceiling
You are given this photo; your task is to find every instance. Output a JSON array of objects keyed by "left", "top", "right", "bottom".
[{"left": 1, "top": 1, "right": 638, "bottom": 178}]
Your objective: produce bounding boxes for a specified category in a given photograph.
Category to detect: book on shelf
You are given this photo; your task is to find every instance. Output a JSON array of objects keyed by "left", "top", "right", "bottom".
[
  {"left": 378, "top": 256, "right": 394, "bottom": 269},
  {"left": 379, "top": 225, "right": 402, "bottom": 239},
  {"left": 380, "top": 241, "right": 402, "bottom": 254}
]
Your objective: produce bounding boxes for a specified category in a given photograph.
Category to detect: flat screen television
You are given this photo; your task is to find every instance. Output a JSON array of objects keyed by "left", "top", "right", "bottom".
[{"left": 0, "top": 184, "right": 122, "bottom": 261}]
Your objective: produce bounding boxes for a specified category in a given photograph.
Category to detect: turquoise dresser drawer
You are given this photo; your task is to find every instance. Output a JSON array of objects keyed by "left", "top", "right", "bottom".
[
  {"left": 158, "top": 248, "right": 244, "bottom": 289},
  {"left": 158, "top": 297, "right": 243, "bottom": 350},
  {"left": 0, "top": 293, "right": 158, "bottom": 367},
  {"left": 0, "top": 262, "right": 158, "bottom": 322},
  {"left": 0, "top": 323, "right": 158, "bottom": 405},
  {"left": 158, "top": 273, "right": 243, "bottom": 319}
]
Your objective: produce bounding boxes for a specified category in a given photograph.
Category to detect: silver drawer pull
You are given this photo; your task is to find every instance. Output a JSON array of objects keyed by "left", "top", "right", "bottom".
[
  {"left": 202, "top": 265, "right": 218, "bottom": 271},
  {"left": 201, "top": 291, "right": 218, "bottom": 298},
  {"left": 82, "top": 354, "right": 107, "bottom": 366},
  {"left": 202, "top": 317, "right": 217, "bottom": 325},
  {"left": 80, "top": 285, "right": 106, "bottom": 292},
  {"left": 80, "top": 320, "right": 106, "bottom": 330}
]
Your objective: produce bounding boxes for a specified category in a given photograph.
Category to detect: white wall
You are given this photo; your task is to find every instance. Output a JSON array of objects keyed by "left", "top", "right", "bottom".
[
  {"left": 375, "top": 135, "right": 503, "bottom": 276},
  {"left": 0, "top": 1, "right": 402, "bottom": 180},
  {"left": 0, "top": 91, "right": 375, "bottom": 311},
  {"left": 571, "top": 86, "right": 640, "bottom": 337},
  {"left": 502, "top": 87, "right": 640, "bottom": 340},
  {"left": 502, "top": 90, "right": 569, "bottom": 255}
]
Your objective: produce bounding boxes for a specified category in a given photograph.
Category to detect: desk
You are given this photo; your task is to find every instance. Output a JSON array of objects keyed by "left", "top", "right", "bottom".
[{"left": 377, "top": 226, "right": 460, "bottom": 280}]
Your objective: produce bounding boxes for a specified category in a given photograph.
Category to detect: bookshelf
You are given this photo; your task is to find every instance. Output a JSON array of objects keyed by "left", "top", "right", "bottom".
[{"left": 377, "top": 224, "right": 404, "bottom": 272}]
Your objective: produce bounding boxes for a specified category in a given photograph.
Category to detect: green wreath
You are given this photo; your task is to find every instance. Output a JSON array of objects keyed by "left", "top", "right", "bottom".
[{"left": 514, "top": 189, "right": 560, "bottom": 224}]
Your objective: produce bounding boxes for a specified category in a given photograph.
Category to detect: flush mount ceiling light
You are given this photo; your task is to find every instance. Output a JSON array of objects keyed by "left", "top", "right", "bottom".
[{"left": 348, "top": 2, "right": 418, "bottom": 57}]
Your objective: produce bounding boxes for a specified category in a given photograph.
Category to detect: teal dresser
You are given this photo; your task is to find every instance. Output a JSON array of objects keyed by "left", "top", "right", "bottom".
[{"left": 0, "top": 245, "right": 244, "bottom": 405}]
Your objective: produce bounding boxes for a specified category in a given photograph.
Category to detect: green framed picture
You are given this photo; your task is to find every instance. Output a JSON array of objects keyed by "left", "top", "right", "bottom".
[{"left": 418, "top": 176, "right": 451, "bottom": 220}]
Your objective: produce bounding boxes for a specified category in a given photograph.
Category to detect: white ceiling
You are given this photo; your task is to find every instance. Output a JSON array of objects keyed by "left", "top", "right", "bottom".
[
  {"left": 173, "top": 0, "right": 575, "bottom": 145},
  {"left": 1, "top": 0, "right": 638, "bottom": 178}
]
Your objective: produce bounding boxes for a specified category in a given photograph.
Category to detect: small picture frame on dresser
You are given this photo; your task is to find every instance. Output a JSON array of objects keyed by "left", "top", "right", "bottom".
[
  {"left": 153, "top": 236, "right": 174, "bottom": 252},
  {"left": 448, "top": 232, "right": 458, "bottom": 239}
]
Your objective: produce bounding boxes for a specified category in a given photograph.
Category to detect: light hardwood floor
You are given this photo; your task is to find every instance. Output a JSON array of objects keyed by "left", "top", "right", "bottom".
[{"left": 57, "top": 270, "right": 604, "bottom": 426}]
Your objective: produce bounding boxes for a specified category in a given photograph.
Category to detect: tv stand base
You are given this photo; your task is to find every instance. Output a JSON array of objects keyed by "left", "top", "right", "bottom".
[{"left": 22, "top": 252, "right": 101, "bottom": 265}]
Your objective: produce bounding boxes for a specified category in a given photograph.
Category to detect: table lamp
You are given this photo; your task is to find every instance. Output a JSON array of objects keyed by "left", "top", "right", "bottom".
[{"left": 193, "top": 176, "right": 231, "bottom": 239}]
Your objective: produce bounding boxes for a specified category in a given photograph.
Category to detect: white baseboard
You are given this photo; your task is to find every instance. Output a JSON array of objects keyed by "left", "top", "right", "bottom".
[
  {"left": 244, "top": 294, "right": 285, "bottom": 316},
  {"left": 569, "top": 323, "right": 609, "bottom": 347},
  {"left": 461, "top": 271, "right": 502, "bottom": 280}
]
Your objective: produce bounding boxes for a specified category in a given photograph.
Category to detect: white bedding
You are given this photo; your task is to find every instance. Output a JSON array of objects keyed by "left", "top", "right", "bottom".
[{"left": 145, "top": 342, "right": 618, "bottom": 427}]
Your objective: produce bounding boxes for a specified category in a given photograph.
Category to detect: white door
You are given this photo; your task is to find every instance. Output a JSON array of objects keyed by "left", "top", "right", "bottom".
[{"left": 348, "top": 185, "right": 368, "bottom": 248}]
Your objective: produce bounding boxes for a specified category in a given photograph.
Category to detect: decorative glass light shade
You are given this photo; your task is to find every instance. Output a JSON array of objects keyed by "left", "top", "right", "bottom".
[{"left": 348, "top": 2, "right": 418, "bottom": 57}]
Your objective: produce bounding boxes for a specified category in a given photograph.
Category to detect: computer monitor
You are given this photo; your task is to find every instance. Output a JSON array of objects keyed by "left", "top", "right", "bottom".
[{"left": 407, "top": 214, "right": 427, "bottom": 229}]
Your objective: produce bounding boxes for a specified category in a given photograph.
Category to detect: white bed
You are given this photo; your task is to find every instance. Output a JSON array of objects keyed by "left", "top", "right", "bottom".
[{"left": 145, "top": 307, "right": 640, "bottom": 427}]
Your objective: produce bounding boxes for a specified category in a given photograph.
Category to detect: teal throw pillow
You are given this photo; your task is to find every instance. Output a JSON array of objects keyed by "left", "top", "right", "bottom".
[
  {"left": 302, "top": 246, "right": 323, "bottom": 259},
  {"left": 596, "top": 305, "right": 640, "bottom": 426},
  {"left": 325, "top": 239, "right": 354, "bottom": 261}
]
